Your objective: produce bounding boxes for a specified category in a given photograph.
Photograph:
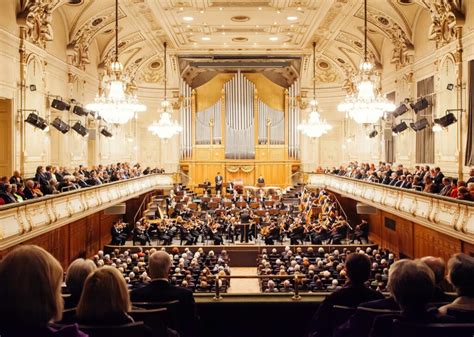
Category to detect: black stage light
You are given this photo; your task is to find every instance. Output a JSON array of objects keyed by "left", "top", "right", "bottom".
[
  {"left": 447, "top": 83, "right": 454, "bottom": 91},
  {"left": 100, "top": 127, "right": 113, "bottom": 138},
  {"left": 25, "top": 112, "right": 49, "bottom": 130},
  {"left": 71, "top": 121, "right": 88, "bottom": 137},
  {"left": 392, "top": 121, "right": 408, "bottom": 134},
  {"left": 29, "top": 84, "right": 37, "bottom": 92},
  {"left": 51, "top": 99, "right": 71, "bottom": 111},
  {"left": 72, "top": 105, "right": 89, "bottom": 116},
  {"left": 410, "top": 98, "right": 429, "bottom": 113},
  {"left": 369, "top": 130, "right": 378, "bottom": 138},
  {"left": 392, "top": 103, "right": 408, "bottom": 118},
  {"left": 51, "top": 117, "right": 70, "bottom": 134},
  {"left": 410, "top": 118, "right": 429, "bottom": 132},
  {"left": 434, "top": 112, "right": 457, "bottom": 128}
]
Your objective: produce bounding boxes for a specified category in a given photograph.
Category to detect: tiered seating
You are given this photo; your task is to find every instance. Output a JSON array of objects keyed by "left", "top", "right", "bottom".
[
  {"left": 257, "top": 246, "right": 394, "bottom": 292},
  {"left": 92, "top": 247, "right": 231, "bottom": 293}
]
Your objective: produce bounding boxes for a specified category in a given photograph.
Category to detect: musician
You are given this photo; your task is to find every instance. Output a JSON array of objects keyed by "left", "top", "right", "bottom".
[
  {"left": 262, "top": 223, "right": 280, "bottom": 245},
  {"left": 226, "top": 181, "right": 234, "bottom": 194},
  {"left": 133, "top": 221, "right": 152, "bottom": 246},
  {"left": 215, "top": 172, "right": 223, "bottom": 194},
  {"left": 351, "top": 219, "right": 368, "bottom": 244},
  {"left": 330, "top": 216, "right": 348, "bottom": 244},
  {"left": 288, "top": 220, "right": 305, "bottom": 245},
  {"left": 257, "top": 175, "right": 265, "bottom": 185},
  {"left": 110, "top": 220, "right": 128, "bottom": 245},
  {"left": 203, "top": 178, "right": 212, "bottom": 194}
]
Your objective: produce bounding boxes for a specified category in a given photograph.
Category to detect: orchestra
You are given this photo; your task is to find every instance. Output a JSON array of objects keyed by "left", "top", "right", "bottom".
[{"left": 133, "top": 182, "right": 354, "bottom": 246}]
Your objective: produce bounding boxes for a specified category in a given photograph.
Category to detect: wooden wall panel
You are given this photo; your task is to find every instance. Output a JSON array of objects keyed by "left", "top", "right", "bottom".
[
  {"left": 414, "top": 224, "right": 461, "bottom": 262},
  {"left": 69, "top": 218, "right": 87, "bottom": 261},
  {"left": 462, "top": 242, "right": 474, "bottom": 256}
]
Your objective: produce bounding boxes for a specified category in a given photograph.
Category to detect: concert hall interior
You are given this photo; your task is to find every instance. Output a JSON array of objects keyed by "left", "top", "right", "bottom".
[{"left": 1, "top": 1, "right": 474, "bottom": 337}]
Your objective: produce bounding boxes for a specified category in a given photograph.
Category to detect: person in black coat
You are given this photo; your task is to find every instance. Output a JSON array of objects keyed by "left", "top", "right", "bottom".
[
  {"left": 308, "top": 253, "right": 384, "bottom": 337},
  {"left": 130, "top": 251, "right": 199, "bottom": 337}
]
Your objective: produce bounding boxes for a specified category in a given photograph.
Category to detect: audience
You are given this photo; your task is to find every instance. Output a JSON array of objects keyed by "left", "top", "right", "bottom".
[
  {"left": 64, "top": 258, "right": 97, "bottom": 309},
  {"left": 0, "top": 245, "right": 86, "bottom": 337},
  {"left": 439, "top": 253, "right": 474, "bottom": 314},
  {"left": 77, "top": 267, "right": 134, "bottom": 325},
  {"left": 0, "top": 162, "right": 166, "bottom": 205},
  {"left": 327, "top": 162, "right": 474, "bottom": 201},
  {"left": 308, "top": 252, "right": 384, "bottom": 337},
  {"left": 130, "top": 250, "right": 199, "bottom": 337}
]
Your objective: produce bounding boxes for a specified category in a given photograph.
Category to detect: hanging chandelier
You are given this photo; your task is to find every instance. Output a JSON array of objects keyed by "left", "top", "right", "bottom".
[
  {"left": 86, "top": 0, "right": 146, "bottom": 125},
  {"left": 148, "top": 42, "right": 182, "bottom": 139},
  {"left": 298, "top": 42, "right": 332, "bottom": 138},
  {"left": 337, "top": 0, "right": 395, "bottom": 124}
]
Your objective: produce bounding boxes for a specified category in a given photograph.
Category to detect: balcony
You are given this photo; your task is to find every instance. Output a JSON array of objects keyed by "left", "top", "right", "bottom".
[
  {"left": 307, "top": 174, "right": 474, "bottom": 244},
  {"left": 0, "top": 174, "right": 173, "bottom": 249}
]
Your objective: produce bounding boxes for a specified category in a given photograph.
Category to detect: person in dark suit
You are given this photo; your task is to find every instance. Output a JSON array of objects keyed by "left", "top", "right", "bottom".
[
  {"left": 215, "top": 172, "right": 223, "bottom": 194},
  {"left": 23, "top": 180, "right": 38, "bottom": 200},
  {"left": 257, "top": 175, "right": 265, "bottom": 185},
  {"left": 130, "top": 251, "right": 199, "bottom": 337},
  {"left": 433, "top": 167, "right": 445, "bottom": 186},
  {"left": 9, "top": 171, "right": 23, "bottom": 186},
  {"left": 239, "top": 209, "right": 251, "bottom": 243},
  {"left": 35, "top": 165, "right": 50, "bottom": 194},
  {"left": 308, "top": 253, "right": 384, "bottom": 337}
]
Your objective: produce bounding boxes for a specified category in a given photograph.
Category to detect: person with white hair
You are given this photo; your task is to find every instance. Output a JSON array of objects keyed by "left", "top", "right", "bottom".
[{"left": 130, "top": 251, "right": 198, "bottom": 337}]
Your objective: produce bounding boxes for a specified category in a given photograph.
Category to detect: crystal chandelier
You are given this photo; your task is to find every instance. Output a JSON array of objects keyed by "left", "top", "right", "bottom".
[
  {"left": 337, "top": 0, "right": 395, "bottom": 124},
  {"left": 298, "top": 42, "right": 332, "bottom": 138},
  {"left": 148, "top": 42, "right": 182, "bottom": 139},
  {"left": 86, "top": 0, "right": 146, "bottom": 124}
]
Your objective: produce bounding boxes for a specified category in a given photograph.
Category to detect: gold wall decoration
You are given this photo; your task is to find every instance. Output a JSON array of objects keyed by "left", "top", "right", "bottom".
[
  {"left": 17, "top": 0, "right": 57, "bottom": 48},
  {"left": 423, "top": 0, "right": 464, "bottom": 48},
  {"left": 244, "top": 73, "right": 285, "bottom": 112},
  {"left": 195, "top": 74, "right": 234, "bottom": 112},
  {"left": 226, "top": 165, "right": 254, "bottom": 173}
]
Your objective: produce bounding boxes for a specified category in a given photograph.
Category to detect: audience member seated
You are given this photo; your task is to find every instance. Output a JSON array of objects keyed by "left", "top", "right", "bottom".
[
  {"left": 77, "top": 267, "right": 134, "bottom": 325},
  {"left": 420, "top": 256, "right": 452, "bottom": 303},
  {"left": 308, "top": 252, "right": 384, "bottom": 337},
  {"left": 130, "top": 250, "right": 199, "bottom": 337},
  {"left": 439, "top": 253, "right": 474, "bottom": 315},
  {"left": 0, "top": 245, "right": 86, "bottom": 337},
  {"left": 64, "top": 258, "right": 97, "bottom": 309}
]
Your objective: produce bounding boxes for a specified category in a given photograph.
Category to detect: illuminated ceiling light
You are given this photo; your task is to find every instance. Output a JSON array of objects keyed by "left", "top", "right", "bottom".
[
  {"left": 201, "top": 36, "right": 211, "bottom": 41},
  {"left": 287, "top": 16, "right": 298, "bottom": 21},
  {"left": 183, "top": 16, "right": 194, "bottom": 21},
  {"left": 297, "top": 42, "right": 332, "bottom": 139},
  {"left": 86, "top": 0, "right": 146, "bottom": 124},
  {"left": 269, "top": 36, "right": 278, "bottom": 41},
  {"left": 200, "top": 9, "right": 204, "bottom": 13},
  {"left": 148, "top": 42, "right": 182, "bottom": 140},
  {"left": 337, "top": 0, "right": 395, "bottom": 124},
  {"left": 258, "top": 7, "right": 262, "bottom": 10},
  {"left": 277, "top": 9, "right": 281, "bottom": 14},
  {"left": 219, "top": 7, "right": 223, "bottom": 10}
]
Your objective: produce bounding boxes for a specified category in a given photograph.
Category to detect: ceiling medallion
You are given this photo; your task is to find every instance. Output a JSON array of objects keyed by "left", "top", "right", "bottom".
[
  {"left": 92, "top": 17, "right": 104, "bottom": 26},
  {"left": 232, "top": 37, "right": 248, "bottom": 42},
  {"left": 377, "top": 16, "right": 390, "bottom": 26},
  {"left": 231, "top": 16, "right": 250, "bottom": 22},
  {"left": 150, "top": 61, "right": 161, "bottom": 69},
  {"left": 318, "top": 61, "right": 329, "bottom": 69}
]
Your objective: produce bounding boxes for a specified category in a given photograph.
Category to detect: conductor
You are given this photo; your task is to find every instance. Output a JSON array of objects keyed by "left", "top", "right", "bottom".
[
  {"left": 215, "top": 172, "right": 223, "bottom": 194},
  {"left": 239, "top": 209, "right": 251, "bottom": 243}
]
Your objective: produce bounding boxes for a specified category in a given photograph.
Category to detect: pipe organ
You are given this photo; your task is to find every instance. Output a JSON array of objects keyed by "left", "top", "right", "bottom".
[
  {"left": 258, "top": 99, "right": 285, "bottom": 145},
  {"left": 224, "top": 71, "right": 255, "bottom": 159},
  {"left": 288, "top": 79, "right": 301, "bottom": 159},
  {"left": 180, "top": 79, "right": 192, "bottom": 159},
  {"left": 179, "top": 72, "right": 301, "bottom": 188},
  {"left": 196, "top": 99, "right": 222, "bottom": 145}
]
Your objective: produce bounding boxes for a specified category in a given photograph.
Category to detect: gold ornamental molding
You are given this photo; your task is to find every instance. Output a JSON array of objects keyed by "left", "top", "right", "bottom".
[
  {"left": 422, "top": 0, "right": 465, "bottom": 48},
  {"left": 226, "top": 165, "right": 254, "bottom": 173}
]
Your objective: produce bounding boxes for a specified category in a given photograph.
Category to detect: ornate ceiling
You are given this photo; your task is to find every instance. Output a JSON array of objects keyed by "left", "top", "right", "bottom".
[{"left": 17, "top": 0, "right": 465, "bottom": 91}]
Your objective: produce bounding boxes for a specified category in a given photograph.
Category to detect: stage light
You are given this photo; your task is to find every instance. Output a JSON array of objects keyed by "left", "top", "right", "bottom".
[
  {"left": 72, "top": 105, "right": 89, "bottom": 116},
  {"left": 434, "top": 112, "right": 457, "bottom": 128},
  {"left": 392, "top": 121, "right": 408, "bottom": 135},
  {"left": 447, "top": 83, "right": 454, "bottom": 91},
  {"left": 410, "top": 118, "right": 429, "bottom": 132},
  {"left": 392, "top": 103, "right": 408, "bottom": 118},
  {"left": 368, "top": 130, "right": 378, "bottom": 138},
  {"left": 71, "top": 121, "right": 88, "bottom": 137},
  {"left": 410, "top": 98, "right": 428, "bottom": 113},
  {"left": 50, "top": 117, "right": 70, "bottom": 134},
  {"left": 29, "top": 84, "right": 37, "bottom": 92},
  {"left": 100, "top": 127, "right": 113, "bottom": 138},
  {"left": 25, "top": 112, "right": 49, "bottom": 131},
  {"left": 51, "top": 99, "right": 70, "bottom": 111}
]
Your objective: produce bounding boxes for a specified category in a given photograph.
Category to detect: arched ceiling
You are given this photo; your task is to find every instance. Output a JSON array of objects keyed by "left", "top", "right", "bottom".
[{"left": 20, "top": 0, "right": 430, "bottom": 90}]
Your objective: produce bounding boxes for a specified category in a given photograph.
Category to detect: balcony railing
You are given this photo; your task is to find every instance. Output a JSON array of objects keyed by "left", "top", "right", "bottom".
[
  {"left": 0, "top": 174, "right": 174, "bottom": 249},
  {"left": 307, "top": 173, "right": 474, "bottom": 244}
]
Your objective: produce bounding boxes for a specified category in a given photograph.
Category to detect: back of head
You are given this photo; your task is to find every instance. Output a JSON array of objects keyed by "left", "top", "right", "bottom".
[
  {"left": 66, "top": 258, "right": 97, "bottom": 300},
  {"left": 448, "top": 253, "right": 474, "bottom": 297},
  {"left": 345, "top": 253, "right": 371, "bottom": 285},
  {"left": 388, "top": 259, "right": 435, "bottom": 313},
  {"left": 149, "top": 251, "right": 172, "bottom": 279},
  {"left": 77, "top": 267, "right": 130, "bottom": 323},
  {"left": 420, "top": 256, "right": 445, "bottom": 285},
  {"left": 0, "top": 245, "right": 63, "bottom": 327}
]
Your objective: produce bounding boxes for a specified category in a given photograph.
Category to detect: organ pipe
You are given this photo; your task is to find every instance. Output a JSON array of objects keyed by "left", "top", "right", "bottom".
[
  {"left": 180, "top": 79, "right": 192, "bottom": 159},
  {"left": 257, "top": 100, "right": 285, "bottom": 145},
  {"left": 288, "top": 79, "right": 300, "bottom": 159}
]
